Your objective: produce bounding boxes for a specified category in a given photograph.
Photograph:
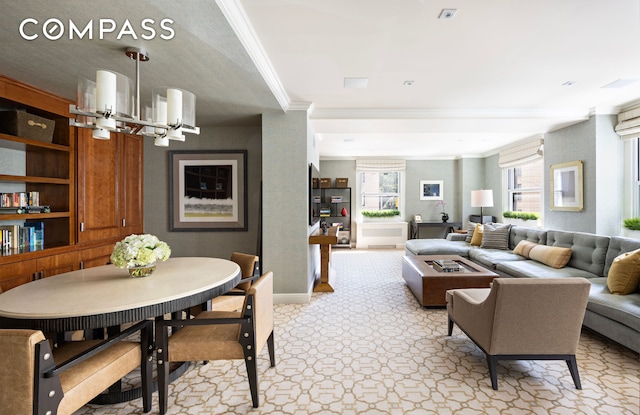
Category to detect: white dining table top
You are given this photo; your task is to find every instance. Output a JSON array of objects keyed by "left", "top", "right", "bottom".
[{"left": 0, "top": 257, "right": 240, "bottom": 320}]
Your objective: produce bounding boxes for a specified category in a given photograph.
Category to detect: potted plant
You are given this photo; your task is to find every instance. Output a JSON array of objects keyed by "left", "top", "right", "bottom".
[
  {"left": 502, "top": 211, "right": 541, "bottom": 227},
  {"left": 622, "top": 217, "right": 640, "bottom": 238},
  {"left": 361, "top": 209, "right": 400, "bottom": 222},
  {"left": 436, "top": 201, "right": 449, "bottom": 223}
]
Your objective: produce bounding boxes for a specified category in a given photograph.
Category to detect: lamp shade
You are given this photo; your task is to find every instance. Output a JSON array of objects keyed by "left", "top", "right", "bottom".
[{"left": 471, "top": 189, "right": 494, "bottom": 208}]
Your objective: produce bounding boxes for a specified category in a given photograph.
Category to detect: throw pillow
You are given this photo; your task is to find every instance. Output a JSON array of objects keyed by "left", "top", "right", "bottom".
[
  {"left": 470, "top": 223, "right": 484, "bottom": 246},
  {"left": 513, "top": 240, "right": 539, "bottom": 258},
  {"left": 480, "top": 223, "right": 511, "bottom": 250},
  {"left": 607, "top": 248, "right": 640, "bottom": 295},
  {"left": 528, "top": 245, "right": 572, "bottom": 269},
  {"left": 465, "top": 221, "right": 478, "bottom": 243}
]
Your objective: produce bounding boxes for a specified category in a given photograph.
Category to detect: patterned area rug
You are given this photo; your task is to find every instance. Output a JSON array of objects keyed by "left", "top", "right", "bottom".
[{"left": 76, "top": 249, "right": 639, "bottom": 415}]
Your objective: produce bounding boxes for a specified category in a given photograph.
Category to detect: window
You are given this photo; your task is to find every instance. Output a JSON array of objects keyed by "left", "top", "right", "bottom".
[
  {"left": 505, "top": 158, "right": 543, "bottom": 213},
  {"left": 360, "top": 171, "right": 400, "bottom": 211}
]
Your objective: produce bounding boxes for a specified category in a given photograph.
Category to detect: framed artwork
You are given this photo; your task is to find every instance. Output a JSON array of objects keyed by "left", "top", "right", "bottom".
[
  {"left": 169, "top": 150, "right": 247, "bottom": 231},
  {"left": 550, "top": 160, "right": 583, "bottom": 211},
  {"left": 413, "top": 214, "right": 423, "bottom": 223},
  {"left": 420, "top": 180, "right": 443, "bottom": 200}
]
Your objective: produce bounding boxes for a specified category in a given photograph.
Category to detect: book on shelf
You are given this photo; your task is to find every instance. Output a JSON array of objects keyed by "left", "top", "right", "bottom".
[
  {"left": 330, "top": 196, "right": 343, "bottom": 203},
  {"left": 0, "top": 225, "right": 19, "bottom": 249},
  {"left": 0, "top": 222, "right": 45, "bottom": 250},
  {"left": 0, "top": 205, "right": 50, "bottom": 214},
  {"left": 0, "top": 191, "right": 40, "bottom": 208}
]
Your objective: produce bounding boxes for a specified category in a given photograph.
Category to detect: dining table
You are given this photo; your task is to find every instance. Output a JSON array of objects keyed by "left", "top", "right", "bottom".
[{"left": 0, "top": 256, "right": 241, "bottom": 404}]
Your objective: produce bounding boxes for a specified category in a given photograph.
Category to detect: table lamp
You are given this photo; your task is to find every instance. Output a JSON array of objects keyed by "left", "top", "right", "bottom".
[{"left": 471, "top": 189, "right": 494, "bottom": 223}]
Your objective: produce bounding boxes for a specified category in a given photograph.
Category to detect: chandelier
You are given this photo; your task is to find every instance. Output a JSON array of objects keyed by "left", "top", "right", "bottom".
[{"left": 69, "top": 47, "right": 200, "bottom": 147}]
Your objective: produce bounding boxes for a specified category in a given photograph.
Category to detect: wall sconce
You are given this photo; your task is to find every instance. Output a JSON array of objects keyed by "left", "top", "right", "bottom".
[{"left": 70, "top": 47, "right": 200, "bottom": 146}]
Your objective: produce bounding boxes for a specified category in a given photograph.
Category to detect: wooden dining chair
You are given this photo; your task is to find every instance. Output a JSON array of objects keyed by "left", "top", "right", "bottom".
[
  {"left": 0, "top": 319, "right": 153, "bottom": 415},
  {"left": 206, "top": 252, "right": 259, "bottom": 312},
  {"left": 157, "top": 271, "right": 275, "bottom": 413}
]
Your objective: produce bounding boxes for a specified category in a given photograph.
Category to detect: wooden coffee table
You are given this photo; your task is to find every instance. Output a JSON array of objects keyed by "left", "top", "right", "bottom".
[{"left": 402, "top": 255, "right": 498, "bottom": 307}]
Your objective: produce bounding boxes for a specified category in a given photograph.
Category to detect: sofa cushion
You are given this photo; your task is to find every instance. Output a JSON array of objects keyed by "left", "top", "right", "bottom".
[
  {"left": 547, "top": 230, "right": 609, "bottom": 276},
  {"left": 469, "top": 248, "right": 526, "bottom": 270},
  {"left": 405, "top": 239, "right": 471, "bottom": 257},
  {"left": 529, "top": 245, "right": 572, "bottom": 269},
  {"left": 496, "top": 260, "right": 600, "bottom": 280},
  {"left": 605, "top": 236, "right": 640, "bottom": 277},
  {"left": 607, "top": 248, "right": 640, "bottom": 295},
  {"left": 470, "top": 223, "right": 484, "bottom": 246},
  {"left": 512, "top": 240, "right": 539, "bottom": 258},
  {"left": 480, "top": 223, "right": 511, "bottom": 250},
  {"left": 587, "top": 277, "right": 640, "bottom": 332}
]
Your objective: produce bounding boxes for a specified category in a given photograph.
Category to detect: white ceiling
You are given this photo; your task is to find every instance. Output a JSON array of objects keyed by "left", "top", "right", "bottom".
[
  {"left": 239, "top": 0, "right": 640, "bottom": 159},
  {"left": 1, "top": 1, "right": 640, "bottom": 160}
]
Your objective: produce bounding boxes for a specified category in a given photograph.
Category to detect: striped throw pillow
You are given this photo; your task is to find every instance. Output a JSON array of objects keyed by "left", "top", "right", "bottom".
[{"left": 480, "top": 223, "right": 511, "bottom": 250}]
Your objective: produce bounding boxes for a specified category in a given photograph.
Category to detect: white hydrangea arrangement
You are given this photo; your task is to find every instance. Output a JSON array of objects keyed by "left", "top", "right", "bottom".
[{"left": 110, "top": 234, "right": 171, "bottom": 268}]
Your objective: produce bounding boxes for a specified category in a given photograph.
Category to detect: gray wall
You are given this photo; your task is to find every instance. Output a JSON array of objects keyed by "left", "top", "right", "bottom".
[
  {"left": 143, "top": 126, "right": 262, "bottom": 259},
  {"left": 544, "top": 115, "right": 622, "bottom": 234},
  {"left": 262, "top": 110, "right": 314, "bottom": 298}
]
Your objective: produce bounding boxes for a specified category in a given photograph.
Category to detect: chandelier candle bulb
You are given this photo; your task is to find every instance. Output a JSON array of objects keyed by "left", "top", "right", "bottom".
[{"left": 95, "top": 69, "right": 117, "bottom": 131}]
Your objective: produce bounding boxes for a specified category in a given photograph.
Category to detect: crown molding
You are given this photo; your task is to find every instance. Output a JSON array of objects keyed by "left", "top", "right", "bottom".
[
  {"left": 216, "top": 0, "right": 290, "bottom": 112},
  {"left": 310, "top": 108, "right": 591, "bottom": 120}
]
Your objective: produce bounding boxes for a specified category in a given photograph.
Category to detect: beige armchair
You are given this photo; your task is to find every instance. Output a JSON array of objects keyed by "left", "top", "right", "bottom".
[
  {"left": 446, "top": 277, "right": 591, "bottom": 390},
  {"left": 157, "top": 271, "right": 275, "bottom": 413},
  {"left": 0, "top": 320, "right": 153, "bottom": 415}
]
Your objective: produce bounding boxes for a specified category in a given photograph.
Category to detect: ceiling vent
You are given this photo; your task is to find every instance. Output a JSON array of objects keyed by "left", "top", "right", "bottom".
[
  {"left": 438, "top": 9, "right": 457, "bottom": 20},
  {"left": 344, "top": 78, "right": 369, "bottom": 88}
]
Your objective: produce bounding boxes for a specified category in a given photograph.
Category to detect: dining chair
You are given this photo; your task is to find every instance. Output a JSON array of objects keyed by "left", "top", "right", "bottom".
[
  {"left": 157, "top": 271, "right": 275, "bottom": 413},
  {"left": 206, "top": 252, "right": 259, "bottom": 312},
  {"left": 0, "top": 319, "right": 153, "bottom": 415}
]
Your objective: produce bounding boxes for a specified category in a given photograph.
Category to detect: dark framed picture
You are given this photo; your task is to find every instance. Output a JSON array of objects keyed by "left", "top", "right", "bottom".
[{"left": 169, "top": 150, "right": 247, "bottom": 231}]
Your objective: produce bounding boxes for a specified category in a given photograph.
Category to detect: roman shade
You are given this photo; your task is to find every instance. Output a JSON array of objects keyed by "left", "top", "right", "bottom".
[
  {"left": 615, "top": 106, "right": 640, "bottom": 139},
  {"left": 498, "top": 137, "right": 544, "bottom": 168},
  {"left": 356, "top": 159, "right": 406, "bottom": 171}
]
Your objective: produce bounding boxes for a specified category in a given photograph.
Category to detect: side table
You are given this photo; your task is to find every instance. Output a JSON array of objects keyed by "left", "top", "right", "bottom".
[{"left": 309, "top": 226, "right": 338, "bottom": 292}]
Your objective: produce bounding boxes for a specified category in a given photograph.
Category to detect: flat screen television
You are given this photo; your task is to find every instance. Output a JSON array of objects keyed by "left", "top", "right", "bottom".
[{"left": 309, "top": 163, "right": 321, "bottom": 225}]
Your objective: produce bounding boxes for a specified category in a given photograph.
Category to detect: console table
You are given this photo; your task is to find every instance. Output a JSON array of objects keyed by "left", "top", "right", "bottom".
[
  {"left": 309, "top": 226, "right": 338, "bottom": 292},
  {"left": 411, "top": 221, "right": 462, "bottom": 239}
]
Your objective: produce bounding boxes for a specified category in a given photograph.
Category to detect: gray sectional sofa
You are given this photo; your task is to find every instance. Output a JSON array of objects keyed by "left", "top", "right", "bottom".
[{"left": 405, "top": 226, "right": 640, "bottom": 354}]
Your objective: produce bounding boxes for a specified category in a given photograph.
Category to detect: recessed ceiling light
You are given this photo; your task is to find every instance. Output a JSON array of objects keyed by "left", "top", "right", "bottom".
[
  {"left": 601, "top": 79, "right": 639, "bottom": 89},
  {"left": 344, "top": 78, "right": 368, "bottom": 88},
  {"left": 562, "top": 81, "right": 577, "bottom": 86},
  {"left": 438, "top": 9, "right": 457, "bottom": 20},
  {"left": 403, "top": 80, "right": 414, "bottom": 86}
]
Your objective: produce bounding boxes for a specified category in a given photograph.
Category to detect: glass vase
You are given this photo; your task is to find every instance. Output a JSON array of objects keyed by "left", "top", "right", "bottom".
[{"left": 128, "top": 262, "right": 156, "bottom": 278}]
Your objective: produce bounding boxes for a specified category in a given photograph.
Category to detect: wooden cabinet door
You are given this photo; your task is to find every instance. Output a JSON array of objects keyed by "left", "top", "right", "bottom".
[
  {"left": 79, "top": 243, "right": 114, "bottom": 269},
  {"left": 0, "top": 259, "right": 36, "bottom": 291},
  {"left": 119, "top": 133, "right": 144, "bottom": 236},
  {"left": 76, "top": 129, "right": 120, "bottom": 243},
  {"left": 37, "top": 251, "right": 79, "bottom": 278}
]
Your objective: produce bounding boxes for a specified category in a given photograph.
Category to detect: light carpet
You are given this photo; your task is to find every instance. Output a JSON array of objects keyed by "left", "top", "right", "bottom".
[{"left": 76, "top": 249, "right": 639, "bottom": 415}]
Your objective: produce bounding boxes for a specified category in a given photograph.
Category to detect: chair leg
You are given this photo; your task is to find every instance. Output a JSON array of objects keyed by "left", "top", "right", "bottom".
[
  {"left": 140, "top": 322, "right": 153, "bottom": 413},
  {"left": 267, "top": 331, "right": 276, "bottom": 367},
  {"left": 447, "top": 318, "right": 454, "bottom": 336},
  {"left": 566, "top": 356, "right": 582, "bottom": 389},
  {"left": 244, "top": 353, "right": 259, "bottom": 408},
  {"left": 487, "top": 354, "right": 499, "bottom": 390},
  {"left": 156, "top": 322, "right": 170, "bottom": 415}
]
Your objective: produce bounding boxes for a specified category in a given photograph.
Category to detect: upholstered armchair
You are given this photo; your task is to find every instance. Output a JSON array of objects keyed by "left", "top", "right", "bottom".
[
  {"left": 0, "top": 319, "right": 153, "bottom": 415},
  {"left": 157, "top": 271, "right": 275, "bottom": 413},
  {"left": 446, "top": 277, "right": 591, "bottom": 390}
]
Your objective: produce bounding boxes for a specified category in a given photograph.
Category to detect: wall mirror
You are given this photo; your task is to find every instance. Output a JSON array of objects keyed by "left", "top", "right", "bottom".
[{"left": 550, "top": 160, "right": 583, "bottom": 211}]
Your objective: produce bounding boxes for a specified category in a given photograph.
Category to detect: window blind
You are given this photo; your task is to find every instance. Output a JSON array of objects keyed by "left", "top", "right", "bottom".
[
  {"left": 498, "top": 137, "right": 544, "bottom": 168},
  {"left": 355, "top": 159, "right": 406, "bottom": 172},
  {"left": 615, "top": 106, "right": 640, "bottom": 140}
]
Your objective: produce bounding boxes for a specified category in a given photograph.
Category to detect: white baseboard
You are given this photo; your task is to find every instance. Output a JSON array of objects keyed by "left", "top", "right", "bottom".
[{"left": 274, "top": 292, "right": 311, "bottom": 304}]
